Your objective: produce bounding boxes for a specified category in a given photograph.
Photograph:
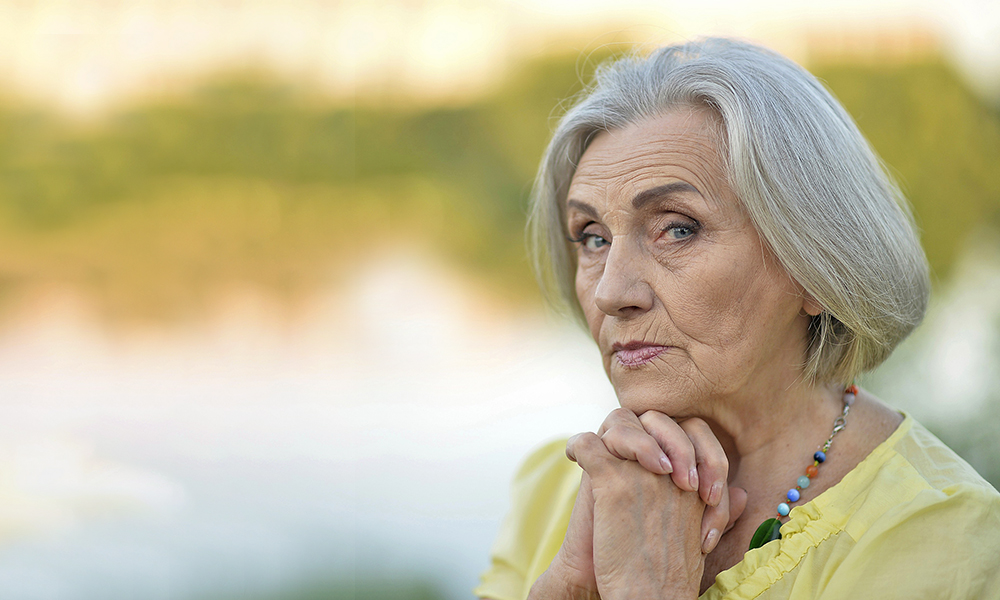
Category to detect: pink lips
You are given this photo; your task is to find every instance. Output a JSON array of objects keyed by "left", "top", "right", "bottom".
[{"left": 612, "top": 342, "right": 669, "bottom": 367}]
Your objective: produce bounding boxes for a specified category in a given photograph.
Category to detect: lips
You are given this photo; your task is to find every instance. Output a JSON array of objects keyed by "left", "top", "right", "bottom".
[{"left": 611, "top": 341, "right": 669, "bottom": 367}]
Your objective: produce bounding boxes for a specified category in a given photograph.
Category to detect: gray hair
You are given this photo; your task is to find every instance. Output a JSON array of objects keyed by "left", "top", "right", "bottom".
[{"left": 528, "top": 37, "right": 930, "bottom": 385}]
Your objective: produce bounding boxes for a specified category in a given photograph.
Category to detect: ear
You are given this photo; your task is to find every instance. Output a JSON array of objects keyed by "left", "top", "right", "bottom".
[{"left": 802, "top": 294, "right": 823, "bottom": 317}]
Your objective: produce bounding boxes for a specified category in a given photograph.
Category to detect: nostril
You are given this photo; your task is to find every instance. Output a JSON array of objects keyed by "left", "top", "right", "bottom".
[
  {"left": 615, "top": 304, "right": 647, "bottom": 319},
  {"left": 594, "top": 279, "right": 654, "bottom": 318}
]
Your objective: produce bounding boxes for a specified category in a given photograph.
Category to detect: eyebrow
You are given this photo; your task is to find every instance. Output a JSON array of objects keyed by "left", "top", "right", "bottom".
[
  {"left": 631, "top": 182, "right": 701, "bottom": 210},
  {"left": 566, "top": 182, "right": 701, "bottom": 218},
  {"left": 566, "top": 199, "right": 599, "bottom": 220}
]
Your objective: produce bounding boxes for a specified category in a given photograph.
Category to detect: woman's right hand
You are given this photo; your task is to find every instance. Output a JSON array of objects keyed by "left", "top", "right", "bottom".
[{"left": 530, "top": 408, "right": 746, "bottom": 599}]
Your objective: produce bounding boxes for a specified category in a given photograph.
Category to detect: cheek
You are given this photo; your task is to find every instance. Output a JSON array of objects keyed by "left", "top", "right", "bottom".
[
  {"left": 654, "top": 253, "right": 766, "bottom": 344},
  {"left": 575, "top": 265, "right": 603, "bottom": 340},
  {"left": 657, "top": 249, "right": 800, "bottom": 354}
]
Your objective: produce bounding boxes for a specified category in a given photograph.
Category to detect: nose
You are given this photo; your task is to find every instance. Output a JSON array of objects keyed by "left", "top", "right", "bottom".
[{"left": 594, "top": 238, "right": 655, "bottom": 318}]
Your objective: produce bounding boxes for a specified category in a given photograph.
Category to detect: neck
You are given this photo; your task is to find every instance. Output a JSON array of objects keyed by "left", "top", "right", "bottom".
[{"left": 695, "top": 378, "right": 845, "bottom": 487}]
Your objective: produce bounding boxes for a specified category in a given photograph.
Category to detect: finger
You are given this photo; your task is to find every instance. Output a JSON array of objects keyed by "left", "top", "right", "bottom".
[
  {"left": 566, "top": 432, "right": 617, "bottom": 476},
  {"left": 700, "top": 480, "right": 731, "bottom": 553},
  {"left": 702, "top": 485, "right": 749, "bottom": 554},
  {"left": 679, "top": 418, "right": 729, "bottom": 507},
  {"left": 599, "top": 410, "right": 672, "bottom": 475},
  {"left": 726, "top": 486, "right": 748, "bottom": 533},
  {"left": 637, "top": 411, "right": 699, "bottom": 492},
  {"left": 554, "top": 472, "right": 596, "bottom": 590}
]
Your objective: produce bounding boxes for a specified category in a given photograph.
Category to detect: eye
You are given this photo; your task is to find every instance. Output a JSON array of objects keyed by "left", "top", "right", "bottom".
[
  {"left": 663, "top": 222, "right": 698, "bottom": 240},
  {"left": 567, "top": 229, "right": 610, "bottom": 252},
  {"left": 582, "top": 233, "right": 610, "bottom": 250}
]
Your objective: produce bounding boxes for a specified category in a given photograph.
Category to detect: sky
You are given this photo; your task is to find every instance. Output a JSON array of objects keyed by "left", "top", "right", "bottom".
[{"left": 0, "top": 0, "right": 996, "bottom": 113}]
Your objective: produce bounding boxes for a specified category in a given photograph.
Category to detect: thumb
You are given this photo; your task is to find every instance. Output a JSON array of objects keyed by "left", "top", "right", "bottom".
[{"left": 726, "top": 486, "right": 748, "bottom": 533}]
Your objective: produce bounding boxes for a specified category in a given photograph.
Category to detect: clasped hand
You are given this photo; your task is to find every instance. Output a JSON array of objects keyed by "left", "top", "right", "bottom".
[{"left": 531, "top": 409, "right": 747, "bottom": 600}]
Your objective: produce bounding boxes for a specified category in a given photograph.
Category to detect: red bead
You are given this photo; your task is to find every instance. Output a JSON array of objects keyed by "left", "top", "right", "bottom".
[
  {"left": 806, "top": 465, "right": 819, "bottom": 478},
  {"left": 846, "top": 384, "right": 858, "bottom": 395}
]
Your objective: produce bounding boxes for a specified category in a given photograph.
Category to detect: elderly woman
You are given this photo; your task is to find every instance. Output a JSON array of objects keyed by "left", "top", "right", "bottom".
[{"left": 475, "top": 38, "right": 1000, "bottom": 600}]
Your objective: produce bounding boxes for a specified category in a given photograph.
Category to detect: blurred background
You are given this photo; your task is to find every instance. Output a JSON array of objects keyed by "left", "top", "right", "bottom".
[{"left": 0, "top": 0, "right": 997, "bottom": 599}]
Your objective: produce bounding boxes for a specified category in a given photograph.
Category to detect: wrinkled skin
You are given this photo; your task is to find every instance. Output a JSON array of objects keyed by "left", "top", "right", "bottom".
[{"left": 527, "top": 106, "right": 835, "bottom": 600}]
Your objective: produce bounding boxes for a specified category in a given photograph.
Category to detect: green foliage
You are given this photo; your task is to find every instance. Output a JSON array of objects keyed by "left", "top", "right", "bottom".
[
  {"left": 0, "top": 53, "right": 995, "bottom": 320},
  {"left": 748, "top": 517, "right": 782, "bottom": 551},
  {"left": 813, "top": 60, "right": 1000, "bottom": 281}
]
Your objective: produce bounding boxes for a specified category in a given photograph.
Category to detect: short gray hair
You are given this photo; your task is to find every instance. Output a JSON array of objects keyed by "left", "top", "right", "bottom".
[{"left": 528, "top": 37, "right": 930, "bottom": 385}]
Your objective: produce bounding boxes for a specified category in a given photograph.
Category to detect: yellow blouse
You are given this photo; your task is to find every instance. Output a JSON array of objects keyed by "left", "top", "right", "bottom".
[{"left": 475, "top": 414, "right": 1000, "bottom": 600}]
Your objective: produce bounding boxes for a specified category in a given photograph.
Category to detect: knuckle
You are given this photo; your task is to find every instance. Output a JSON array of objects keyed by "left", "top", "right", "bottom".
[
  {"left": 699, "top": 450, "right": 729, "bottom": 471},
  {"left": 569, "top": 432, "right": 596, "bottom": 454},
  {"left": 638, "top": 410, "right": 665, "bottom": 426},
  {"left": 579, "top": 431, "right": 602, "bottom": 448},
  {"left": 680, "top": 417, "right": 709, "bottom": 433},
  {"left": 641, "top": 436, "right": 662, "bottom": 453},
  {"left": 601, "top": 423, "right": 626, "bottom": 441},
  {"left": 609, "top": 407, "right": 634, "bottom": 423}
]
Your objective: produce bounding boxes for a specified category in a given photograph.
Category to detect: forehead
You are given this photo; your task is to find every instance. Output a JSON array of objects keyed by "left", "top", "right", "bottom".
[{"left": 567, "top": 107, "right": 729, "bottom": 208}]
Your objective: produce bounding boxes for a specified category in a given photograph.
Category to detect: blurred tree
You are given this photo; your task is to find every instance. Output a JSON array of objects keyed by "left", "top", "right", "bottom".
[
  {"left": 813, "top": 59, "right": 1000, "bottom": 282},
  {"left": 0, "top": 53, "right": 995, "bottom": 321}
]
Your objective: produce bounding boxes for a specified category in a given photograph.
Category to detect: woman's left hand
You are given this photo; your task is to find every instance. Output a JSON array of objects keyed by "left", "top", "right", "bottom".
[{"left": 565, "top": 409, "right": 744, "bottom": 599}]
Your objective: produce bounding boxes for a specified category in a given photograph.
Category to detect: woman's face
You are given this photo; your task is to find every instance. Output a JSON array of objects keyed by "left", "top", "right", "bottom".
[{"left": 567, "top": 107, "right": 815, "bottom": 419}]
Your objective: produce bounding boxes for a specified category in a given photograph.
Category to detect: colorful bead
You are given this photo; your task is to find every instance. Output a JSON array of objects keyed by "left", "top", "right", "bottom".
[{"left": 750, "top": 387, "right": 851, "bottom": 551}]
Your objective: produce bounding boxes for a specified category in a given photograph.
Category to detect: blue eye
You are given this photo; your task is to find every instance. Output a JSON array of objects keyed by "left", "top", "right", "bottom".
[
  {"left": 567, "top": 229, "right": 610, "bottom": 251},
  {"left": 664, "top": 223, "right": 697, "bottom": 240},
  {"left": 583, "top": 233, "right": 609, "bottom": 250}
]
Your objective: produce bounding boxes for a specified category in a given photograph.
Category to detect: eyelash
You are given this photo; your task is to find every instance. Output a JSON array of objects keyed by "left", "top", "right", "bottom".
[
  {"left": 566, "top": 231, "right": 599, "bottom": 245},
  {"left": 566, "top": 220, "right": 700, "bottom": 248},
  {"left": 663, "top": 221, "right": 700, "bottom": 239}
]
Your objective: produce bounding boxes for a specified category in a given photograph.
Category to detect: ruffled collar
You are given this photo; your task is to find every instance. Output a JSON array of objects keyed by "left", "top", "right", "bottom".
[{"left": 701, "top": 413, "right": 913, "bottom": 599}]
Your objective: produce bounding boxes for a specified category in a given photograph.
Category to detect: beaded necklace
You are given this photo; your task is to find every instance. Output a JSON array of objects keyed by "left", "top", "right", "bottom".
[{"left": 747, "top": 384, "right": 856, "bottom": 551}]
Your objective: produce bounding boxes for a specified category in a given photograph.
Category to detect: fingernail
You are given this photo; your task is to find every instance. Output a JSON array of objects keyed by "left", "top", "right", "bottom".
[
  {"left": 703, "top": 528, "right": 720, "bottom": 554},
  {"left": 688, "top": 467, "right": 699, "bottom": 491},
  {"left": 709, "top": 482, "right": 723, "bottom": 507},
  {"left": 659, "top": 454, "right": 673, "bottom": 474}
]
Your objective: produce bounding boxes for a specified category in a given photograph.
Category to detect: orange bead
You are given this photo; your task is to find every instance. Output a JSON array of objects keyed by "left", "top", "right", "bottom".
[
  {"left": 806, "top": 465, "right": 819, "bottom": 478},
  {"left": 847, "top": 384, "right": 858, "bottom": 395}
]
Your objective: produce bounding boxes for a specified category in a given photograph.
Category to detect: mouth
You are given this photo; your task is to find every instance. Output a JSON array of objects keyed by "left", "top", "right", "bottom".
[{"left": 611, "top": 341, "right": 670, "bottom": 367}]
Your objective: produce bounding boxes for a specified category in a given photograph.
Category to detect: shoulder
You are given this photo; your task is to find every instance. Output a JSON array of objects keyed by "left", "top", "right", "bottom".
[
  {"left": 475, "top": 439, "right": 581, "bottom": 600},
  {"left": 513, "top": 438, "right": 577, "bottom": 486},
  {"left": 709, "top": 414, "right": 1000, "bottom": 600},
  {"left": 892, "top": 417, "right": 998, "bottom": 497},
  {"left": 820, "top": 415, "right": 1000, "bottom": 598},
  {"left": 859, "top": 415, "right": 1000, "bottom": 528},
  {"left": 865, "top": 415, "right": 1000, "bottom": 544},
  {"left": 501, "top": 438, "right": 581, "bottom": 543}
]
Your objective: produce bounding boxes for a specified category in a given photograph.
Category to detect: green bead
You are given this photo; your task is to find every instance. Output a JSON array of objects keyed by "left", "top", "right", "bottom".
[{"left": 797, "top": 475, "right": 811, "bottom": 488}]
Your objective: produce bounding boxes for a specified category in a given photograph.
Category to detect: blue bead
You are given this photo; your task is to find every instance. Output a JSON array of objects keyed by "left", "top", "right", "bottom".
[
  {"left": 777, "top": 503, "right": 790, "bottom": 516},
  {"left": 814, "top": 451, "right": 826, "bottom": 463},
  {"left": 797, "top": 475, "right": 811, "bottom": 488},
  {"left": 787, "top": 488, "right": 800, "bottom": 502}
]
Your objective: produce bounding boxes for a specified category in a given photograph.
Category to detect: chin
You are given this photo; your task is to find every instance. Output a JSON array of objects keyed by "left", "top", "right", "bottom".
[
  {"left": 605, "top": 351, "right": 706, "bottom": 417},
  {"left": 611, "top": 378, "right": 690, "bottom": 418}
]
